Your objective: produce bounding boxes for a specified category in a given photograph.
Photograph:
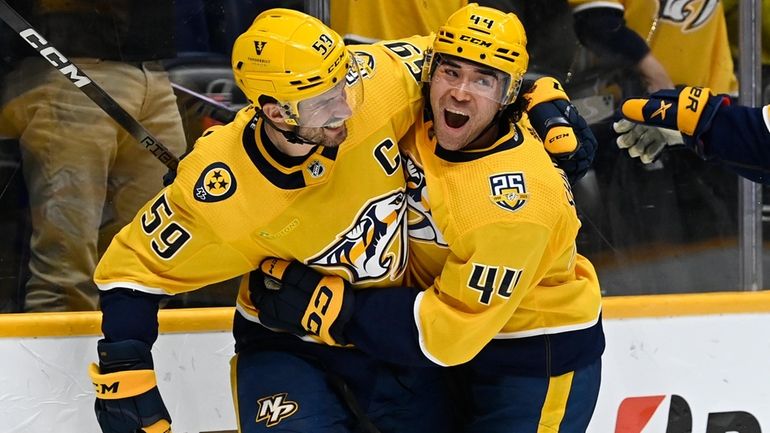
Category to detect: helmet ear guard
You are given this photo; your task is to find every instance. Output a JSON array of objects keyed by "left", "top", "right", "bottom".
[{"left": 423, "top": 3, "right": 529, "bottom": 106}]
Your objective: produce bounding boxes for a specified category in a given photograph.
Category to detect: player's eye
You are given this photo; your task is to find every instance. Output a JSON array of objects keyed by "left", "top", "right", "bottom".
[
  {"left": 475, "top": 77, "right": 493, "bottom": 88},
  {"left": 438, "top": 65, "right": 459, "bottom": 79}
]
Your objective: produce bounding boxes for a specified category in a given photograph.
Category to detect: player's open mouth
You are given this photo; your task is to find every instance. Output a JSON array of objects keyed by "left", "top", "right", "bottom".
[{"left": 444, "top": 109, "right": 469, "bottom": 128}]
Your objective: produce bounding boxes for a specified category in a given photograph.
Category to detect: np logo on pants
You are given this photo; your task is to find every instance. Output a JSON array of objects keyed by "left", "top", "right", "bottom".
[{"left": 256, "top": 393, "right": 299, "bottom": 427}]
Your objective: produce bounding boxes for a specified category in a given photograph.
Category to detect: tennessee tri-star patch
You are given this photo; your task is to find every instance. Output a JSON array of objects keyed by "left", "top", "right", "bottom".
[{"left": 194, "top": 162, "right": 237, "bottom": 203}]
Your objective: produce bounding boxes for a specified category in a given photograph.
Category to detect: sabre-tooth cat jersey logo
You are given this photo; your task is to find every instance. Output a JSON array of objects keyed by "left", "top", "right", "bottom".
[
  {"left": 256, "top": 393, "right": 298, "bottom": 427},
  {"left": 405, "top": 155, "right": 446, "bottom": 246},
  {"left": 660, "top": 0, "right": 719, "bottom": 31},
  {"left": 308, "top": 190, "right": 408, "bottom": 282},
  {"left": 489, "top": 172, "right": 528, "bottom": 213},
  {"left": 194, "top": 162, "right": 237, "bottom": 203}
]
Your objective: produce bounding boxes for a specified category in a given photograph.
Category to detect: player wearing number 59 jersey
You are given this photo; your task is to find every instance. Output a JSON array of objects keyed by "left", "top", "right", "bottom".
[{"left": 89, "top": 10, "right": 458, "bottom": 433}]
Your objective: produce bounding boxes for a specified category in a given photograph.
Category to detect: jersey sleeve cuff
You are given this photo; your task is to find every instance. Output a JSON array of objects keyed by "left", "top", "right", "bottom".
[{"left": 345, "top": 287, "right": 440, "bottom": 367}]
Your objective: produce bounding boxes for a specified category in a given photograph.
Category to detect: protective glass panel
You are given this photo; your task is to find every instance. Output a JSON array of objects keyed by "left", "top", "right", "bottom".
[{"left": 0, "top": 0, "right": 763, "bottom": 315}]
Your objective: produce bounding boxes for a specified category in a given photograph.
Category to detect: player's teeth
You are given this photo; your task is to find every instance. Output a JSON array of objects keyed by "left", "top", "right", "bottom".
[{"left": 447, "top": 109, "right": 468, "bottom": 116}]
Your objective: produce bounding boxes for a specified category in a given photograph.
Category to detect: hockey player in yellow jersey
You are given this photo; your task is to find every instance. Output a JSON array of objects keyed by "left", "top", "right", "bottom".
[
  {"left": 252, "top": 4, "right": 605, "bottom": 432},
  {"left": 570, "top": 0, "right": 737, "bottom": 93},
  {"left": 87, "top": 9, "right": 462, "bottom": 433}
]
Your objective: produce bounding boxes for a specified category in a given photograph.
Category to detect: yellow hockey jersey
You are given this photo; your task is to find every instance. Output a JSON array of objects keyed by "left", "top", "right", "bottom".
[
  {"left": 331, "top": 0, "right": 467, "bottom": 42},
  {"left": 723, "top": 0, "right": 770, "bottom": 65},
  {"left": 94, "top": 37, "right": 431, "bottom": 333},
  {"left": 403, "top": 113, "right": 603, "bottom": 369},
  {"left": 346, "top": 112, "right": 604, "bottom": 374},
  {"left": 570, "top": 0, "right": 738, "bottom": 93}
]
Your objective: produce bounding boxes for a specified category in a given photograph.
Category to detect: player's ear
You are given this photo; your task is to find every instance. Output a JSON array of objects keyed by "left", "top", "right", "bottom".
[{"left": 261, "top": 102, "right": 288, "bottom": 125}]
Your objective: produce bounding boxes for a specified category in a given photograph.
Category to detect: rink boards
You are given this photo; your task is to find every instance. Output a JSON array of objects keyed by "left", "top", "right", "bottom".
[{"left": 3, "top": 292, "right": 770, "bottom": 433}]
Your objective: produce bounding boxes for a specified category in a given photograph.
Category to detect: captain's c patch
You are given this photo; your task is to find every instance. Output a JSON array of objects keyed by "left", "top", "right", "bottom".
[
  {"left": 489, "top": 172, "right": 528, "bottom": 213},
  {"left": 194, "top": 162, "right": 237, "bottom": 203}
]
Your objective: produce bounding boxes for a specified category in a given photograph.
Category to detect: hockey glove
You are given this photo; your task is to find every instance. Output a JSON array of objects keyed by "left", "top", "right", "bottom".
[
  {"left": 613, "top": 120, "right": 684, "bottom": 164},
  {"left": 617, "top": 86, "right": 731, "bottom": 161},
  {"left": 89, "top": 339, "right": 172, "bottom": 433},
  {"left": 251, "top": 258, "right": 355, "bottom": 346},
  {"left": 523, "top": 76, "right": 598, "bottom": 184}
]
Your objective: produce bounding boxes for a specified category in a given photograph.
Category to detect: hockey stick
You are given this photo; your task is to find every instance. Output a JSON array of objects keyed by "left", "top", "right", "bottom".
[
  {"left": 170, "top": 82, "right": 238, "bottom": 124},
  {"left": 0, "top": 0, "right": 180, "bottom": 170}
]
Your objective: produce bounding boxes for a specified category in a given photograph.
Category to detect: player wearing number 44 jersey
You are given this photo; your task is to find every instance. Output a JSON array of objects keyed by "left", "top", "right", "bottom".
[{"left": 252, "top": 4, "right": 604, "bottom": 432}]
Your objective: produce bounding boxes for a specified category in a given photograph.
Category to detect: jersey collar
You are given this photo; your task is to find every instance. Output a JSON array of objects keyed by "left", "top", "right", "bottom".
[
  {"left": 434, "top": 121, "right": 524, "bottom": 163},
  {"left": 242, "top": 114, "right": 339, "bottom": 189}
]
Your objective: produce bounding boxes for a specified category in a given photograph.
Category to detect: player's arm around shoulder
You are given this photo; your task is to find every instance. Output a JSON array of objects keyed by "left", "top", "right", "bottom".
[
  {"left": 357, "top": 34, "right": 430, "bottom": 92},
  {"left": 349, "top": 37, "right": 427, "bottom": 139},
  {"left": 384, "top": 34, "right": 432, "bottom": 99},
  {"left": 374, "top": 34, "right": 433, "bottom": 66},
  {"left": 521, "top": 76, "right": 598, "bottom": 184}
]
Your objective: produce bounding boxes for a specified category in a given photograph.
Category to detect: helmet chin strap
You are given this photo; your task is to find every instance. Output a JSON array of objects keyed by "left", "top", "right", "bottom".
[{"left": 257, "top": 109, "right": 320, "bottom": 146}]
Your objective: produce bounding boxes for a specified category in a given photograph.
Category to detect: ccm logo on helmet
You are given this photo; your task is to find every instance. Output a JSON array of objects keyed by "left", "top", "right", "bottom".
[
  {"left": 459, "top": 35, "right": 492, "bottom": 47},
  {"left": 327, "top": 50, "right": 345, "bottom": 74}
]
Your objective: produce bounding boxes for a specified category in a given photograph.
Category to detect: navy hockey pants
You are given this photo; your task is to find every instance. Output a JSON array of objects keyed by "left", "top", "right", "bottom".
[
  {"left": 231, "top": 349, "right": 459, "bottom": 433},
  {"left": 455, "top": 357, "right": 602, "bottom": 432}
]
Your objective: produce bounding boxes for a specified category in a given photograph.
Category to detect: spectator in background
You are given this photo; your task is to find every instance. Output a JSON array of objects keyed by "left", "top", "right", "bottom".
[
  {"left": 604, "top": 0, "right": 738, "bottom": 160},
  {"left": 723, "top": 0, "right": 770, "bottom": 101},
  {"left": 531, "top": 0, "right": 742, "bottom": 296},
  {"left": 0, "top": 0, "right": 186, "bottom": 311},
  {"left": 570, "top": 0, "right": 737, "bottom": 94},
  {"left": 723, "top": 0, "right": 770, "bottom": 67}
]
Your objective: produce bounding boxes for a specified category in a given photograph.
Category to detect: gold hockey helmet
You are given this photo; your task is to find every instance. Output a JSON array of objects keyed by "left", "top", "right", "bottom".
[
  {"left": 423, "top": 3, "right": 529, "bottom": 105},
  {"left": 232, "top": 9, "right": 359, "bottom": 127}
]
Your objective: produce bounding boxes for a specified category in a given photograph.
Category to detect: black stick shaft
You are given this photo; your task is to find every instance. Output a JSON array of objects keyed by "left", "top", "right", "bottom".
[{"left": 0, "top": 0, "right": 180, "bottom": 170}]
